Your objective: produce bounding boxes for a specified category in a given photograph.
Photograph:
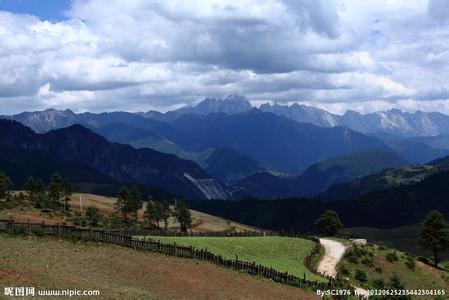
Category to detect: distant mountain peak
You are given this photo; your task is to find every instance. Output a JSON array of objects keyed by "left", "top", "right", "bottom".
[{"left": 175, "top": 94, "right": 253, "bottom": 115}]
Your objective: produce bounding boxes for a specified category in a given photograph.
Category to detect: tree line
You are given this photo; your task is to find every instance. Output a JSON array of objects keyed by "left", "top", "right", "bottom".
[
  {"left": 0, "top": 170, "right": 193, "bottom": 232},
  {"left": 112, "top": 185, "right": 192, "bottom": 232}
]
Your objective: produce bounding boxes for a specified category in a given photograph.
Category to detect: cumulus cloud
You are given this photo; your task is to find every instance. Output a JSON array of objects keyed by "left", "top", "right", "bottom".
[{"left": 1, "top": 0, "right": 449, "bottom": 114}]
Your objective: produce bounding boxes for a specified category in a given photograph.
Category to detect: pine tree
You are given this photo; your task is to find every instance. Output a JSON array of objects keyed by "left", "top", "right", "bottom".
[
  {"left": 47, "top": 173, "right": 63, "bottom": 210},
  {"left": 161, "top": 201, "right": 172, "bottom": 230},
  {"left": 143, "top": 200, "right": 156, "bottom": 229},
  {"left": 85, "top": 205, "right": 101, "bottom": 227},
  {"left": 35, "top": 178, "right": 45, "bottom": 193},
  {"left": 0, "top": 171, "right": 13, "bottom": 200},
  {"left": 174, "top": 200, "right": 192, "bottom": 232},
  {"left": 62, "top": 178, "right": 73, "bottom": 213},
  {"left": 127, "top": 185, "right": 143, "bottom": 222},
  {"left": 114, "top": 186, "right": 129, "bottom": 221},
  {"left": 153, "top": 201, "right": 164, "bottom": 228},
  {"left": 25, "top": 177, "right": 37, "bottom": 204},
  {"left": 419, "top": 210, "right": 449, "bottom": 267}
]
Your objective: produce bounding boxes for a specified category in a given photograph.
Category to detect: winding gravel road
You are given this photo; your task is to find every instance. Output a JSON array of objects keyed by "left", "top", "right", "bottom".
[
  {"left": 316, "top": 238, "right": 347, "bottom": 278},
  {"left": 317, "top": 238, "right": 369, "bottom": 298}
]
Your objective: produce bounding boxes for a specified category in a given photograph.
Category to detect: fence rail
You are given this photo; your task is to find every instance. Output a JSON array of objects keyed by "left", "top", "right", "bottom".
[{"left": 0, "top": 219, "right": 344, "bottom": 292}]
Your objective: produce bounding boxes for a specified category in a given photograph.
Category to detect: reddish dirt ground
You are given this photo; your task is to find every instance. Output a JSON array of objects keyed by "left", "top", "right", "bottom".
[{"left": 0, "top": 234, "right": 319, "bottom": 299}]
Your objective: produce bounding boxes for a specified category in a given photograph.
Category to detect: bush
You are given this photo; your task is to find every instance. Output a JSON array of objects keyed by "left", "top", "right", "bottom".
[
  {"left": 338, "top": 265, "right": 350, "bottom": 277},
  {"left": 31, "top": 226, "right": 45, "bottom": 237},
  {"left": 7, "top": 225, "right": 28, "bottom": 235},
  {"left": 390, "top": 273, "right": 406, "bottom": 290},
  {"left": 372, "top": 278, "right": 385, "bottom": 289},
  {"left": 344, "top": 246, "right": 368, "bottom": 264},
  {"left": 361, "top": 257, "right": 374, "bottom": 267},
  {"left": 417, "top": 256, "right": 430, "bottom": 265},
  {"left": 386, "top": 251, "right": 399, "bottom": 263},
  {"left": 375, "top": 267, "right": 383, "bottom": 273},
  {"left": 405, "top": 258, "right": 415, "bottom": 270},
  {"left": 355, "top": 269, "right": 367, "bottom": 282}
]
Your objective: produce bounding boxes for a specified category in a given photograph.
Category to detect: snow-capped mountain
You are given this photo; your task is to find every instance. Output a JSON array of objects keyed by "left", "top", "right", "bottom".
[
  {"left": 339, "top": 109, "right": 449, "bottom": 137},
  {"left": 259, "top": 102, "right": 339, "bottom": 127},
  {"left": 258, "top": 103, "right": 449, "bottom": 137},
  {"left": 175, "top": 94, "right": 253, "bottom": 115},
  {"left": 5, "top": 94, "right": 449, "bottom": 138}
]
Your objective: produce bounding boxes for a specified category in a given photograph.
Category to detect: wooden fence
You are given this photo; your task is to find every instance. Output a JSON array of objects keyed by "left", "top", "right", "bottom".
[{"left": 0, "top": 219, "right": 344, "bottom": 292}]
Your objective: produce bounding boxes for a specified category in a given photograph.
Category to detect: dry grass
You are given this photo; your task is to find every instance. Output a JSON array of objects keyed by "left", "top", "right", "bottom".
[
  {"left": 0, "top": 234, "right": 319, "bottom": 300},
  {"left": 1, "top": 192, "right": 258, "bottom": 232}
]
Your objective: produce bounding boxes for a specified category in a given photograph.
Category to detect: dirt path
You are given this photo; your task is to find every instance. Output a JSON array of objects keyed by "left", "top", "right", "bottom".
[
  {"left": 317, "top": 238, "right": 370, "bottom": 298},
  {"left": 317, "top": 238, "right": 347, "bottom": 278}
]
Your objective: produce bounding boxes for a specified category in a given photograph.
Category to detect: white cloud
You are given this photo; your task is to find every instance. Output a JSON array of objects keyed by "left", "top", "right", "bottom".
[{"left": 1, "top": 0, "right": 449, "bottom": 114}]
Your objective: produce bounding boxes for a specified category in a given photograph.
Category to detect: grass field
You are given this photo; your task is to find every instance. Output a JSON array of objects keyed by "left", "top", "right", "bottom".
[
  {"left": 337, "top": 243, "right": 449, "bottom": 292},
  {"left": 0, "top": 192, "right": 258, "bottom": 232},
  {"left": 0, "top": 234, "right": 319, "bottom": 299},
  {"left": 136, "top": 236, "right": 326, "bottom": 282}
]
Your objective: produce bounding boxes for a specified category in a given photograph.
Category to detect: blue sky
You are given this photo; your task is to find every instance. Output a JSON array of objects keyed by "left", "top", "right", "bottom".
[
  {"left": 0, "top": 0, "right": 70, "bottom": 21},
  {"left": 0, "top": 0, "right": 449, "bottom": 114}
]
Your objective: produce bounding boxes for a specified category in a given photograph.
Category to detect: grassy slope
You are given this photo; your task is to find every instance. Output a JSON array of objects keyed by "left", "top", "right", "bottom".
[
  {"left": 0, "top": 234, "right": 319, "bottom": 300},
  {"left": 139, "top": 236, "right": 325, "bottom": 282},
  {"left": 338, "top": 243, "right": 449, "bottom": 291},
  {"left": 340, "top": 225, "right": 449, "bottom": 260},
  {"left": 0, "top": 192, "right": 258, "bottom": 232}
]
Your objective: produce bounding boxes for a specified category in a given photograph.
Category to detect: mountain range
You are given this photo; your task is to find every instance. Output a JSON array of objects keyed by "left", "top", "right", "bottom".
[
  {"left": 10, "top": 95, "right": 449, "bottom": 139},
  {"left": 186, "top": 163, "right": 449, "bottom": 233},
  {"left": 320, "top": 153, "right": 449, "bottom": 201},
  {"left": 0, "top": 120, "right": 234, "bottom": 200},
  {"left": 4, "top": 95, "right": 449, "bottom": 200},
  {"left": 237, "top": 150, "right": 408, "bottom": 199}
]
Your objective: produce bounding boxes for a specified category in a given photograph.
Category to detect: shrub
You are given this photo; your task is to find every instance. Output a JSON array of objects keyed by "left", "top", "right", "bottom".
[
  {"left": 390, "top": 273, "right": 406, "bottom": 290},
  {"left": 344, "top": 251, "right": 359, "bottom": 264},
  {"left": 386, "top": 251, "right": 399, "bottom": 263},
  {"left": 375, "top": 267, "right": 383, "bottom": 273},
  {"left": 355, "top": 269, "right": 367, "bottom": 282},
  {"left": 361, "top": 257, "right": 374, "bottom": 267},
  {"left": 7, "top": 225, "right": 28, "bottom": 235},
  {"left": 372, "top": 278, "right": 385, "bottom": 289},
  {"left": 405, "top": 258, "right": 415, "bottom": 270},
  {"left": 417, "top": 256, "right": 430, "bottom": 265},
  {"left": 338, "top": 265, "right": 350, "bottom": 277},
  {"left": 31, "top": 226, "right": 45, "bottom": 237},
  {"left": 344, "top": 246, "right": 368, "bottom": 264}
]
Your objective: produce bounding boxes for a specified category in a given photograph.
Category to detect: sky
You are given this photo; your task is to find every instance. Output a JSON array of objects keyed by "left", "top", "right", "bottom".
[{"left": 0, "top": 0, "right": 449, "bottom": 115}]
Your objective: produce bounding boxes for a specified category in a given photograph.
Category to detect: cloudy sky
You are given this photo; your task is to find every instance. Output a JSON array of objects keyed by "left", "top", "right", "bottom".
[{"left": 1, "top": 0, "right": 449, "bottom": 115}]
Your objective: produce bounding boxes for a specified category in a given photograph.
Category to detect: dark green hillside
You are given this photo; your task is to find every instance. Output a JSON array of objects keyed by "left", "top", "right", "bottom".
[
  {"left": 199, "top": 147, "right": 267, "bottom": 183},
  {"left": 321, "top": 155, "right": 449, "bottom": 201},
  {"left": 0, "top": 120, "right": 231, "bottom": 200},
  {"left": 188, "top": 169, "right": 449, "bottom": 234},
  {"left": 236, "top": 150, "right": 407, "bottom": 199},
  {"left": 293, "top": 150, "right": 407, "bottom": 197},
  {"left": 0, "top": 148, "right": 113, "bottom": 185},
  {"left": 0, "top": 148, "right": 172, "bottom": 199},
  {"left": 339, "top": 225, "right": 447, "bottom": 260}
]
